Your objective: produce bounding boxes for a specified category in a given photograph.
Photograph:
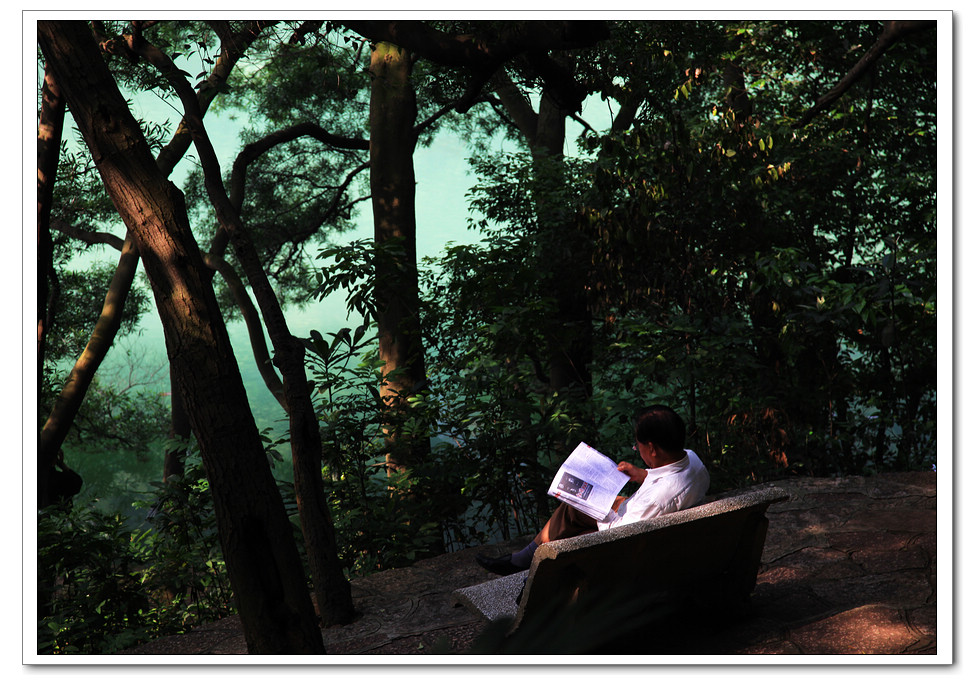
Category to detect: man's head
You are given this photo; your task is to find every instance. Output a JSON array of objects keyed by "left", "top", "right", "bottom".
[{"left": 633, "top": 405, "right": 686, "bottom": 466}]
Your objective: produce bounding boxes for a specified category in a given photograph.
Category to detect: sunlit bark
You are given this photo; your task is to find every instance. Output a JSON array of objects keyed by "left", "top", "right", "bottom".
[
  {"left": 38, "top": 20, "right": 325, "bottom": 653},
  {"left": 129, "top": 28, "right": 355, "bottom": 626},
  {"left": 368, "top": 41, "right": 429, "bottom": 475}
]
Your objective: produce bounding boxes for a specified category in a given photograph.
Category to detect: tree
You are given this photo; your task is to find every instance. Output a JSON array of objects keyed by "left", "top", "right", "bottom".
[
  {"left": 365, "top": 41, "right": 429, "bottom": 475},
  {"left": 131, "top": 24, "right": 356, "bottom": 626},
  {"left": 38, "top": 19, "right": 276, "bottom": 490},
  {"left": 578, "top": 19, "right": 937, "bottom": 481},
  {"left": 38, "top": 20, "right": 327, "bottom": 653},
  {"left": 422, "top": 17, "right": 937, "bottom": 519}
]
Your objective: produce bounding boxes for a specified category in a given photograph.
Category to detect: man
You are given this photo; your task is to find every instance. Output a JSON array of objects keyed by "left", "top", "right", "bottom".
[{"left": 475, "top": 405, "right": 710, "bottom": 575}]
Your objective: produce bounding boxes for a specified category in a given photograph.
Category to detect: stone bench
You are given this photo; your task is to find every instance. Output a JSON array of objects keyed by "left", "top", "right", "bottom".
[{"left": 452, "top": 485, "right": 790, "bottom": 638}]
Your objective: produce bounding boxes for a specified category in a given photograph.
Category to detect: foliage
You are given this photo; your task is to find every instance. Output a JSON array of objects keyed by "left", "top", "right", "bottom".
[
  {"left": 308, "top": 242, "right": 473, "bottom": 570},
  {"left": 573, "top": 20, "right": 937, "bottom": 487},
  {"left": 301, "top": 19, "right": 938, "bottom": 555},
  {"left": 38, "top": 505, "right": 152, "bottom": 654},
  {"left": 37, "top": 448, "right": 234, "bottom": 655}
]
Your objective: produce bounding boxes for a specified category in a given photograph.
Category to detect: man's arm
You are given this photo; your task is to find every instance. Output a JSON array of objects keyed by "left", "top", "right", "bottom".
[{"left": 617, "top": 461, "right": 648, "bottom": 484}]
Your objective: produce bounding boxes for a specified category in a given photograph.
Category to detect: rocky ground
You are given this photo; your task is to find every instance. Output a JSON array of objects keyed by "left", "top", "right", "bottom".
[{"left": 118, "top": 470, "right": 938, "bottom": 660}]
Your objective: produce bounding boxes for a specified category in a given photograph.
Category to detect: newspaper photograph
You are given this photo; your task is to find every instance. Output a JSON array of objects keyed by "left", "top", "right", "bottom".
[{"left": 547, "top": 442, "right": 630, "bottom": 520}]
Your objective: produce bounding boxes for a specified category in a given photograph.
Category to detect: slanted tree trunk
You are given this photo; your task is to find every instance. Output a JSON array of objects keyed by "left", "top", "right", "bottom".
[
  {"left": 129, "top": 29, "right": 355, "bottom": 627},
  {"left": 368, "top": 41, "right": 429, "bottom": 475},
  {"left": 38, "top": 20, "right": 324, "bottom": 654},
  {"left": 37, "top": 63, "right": 63, "bottom": 386},
  {"left": 37, "top": 62, "right": 66, "bottom": 506},
  {"left": 37, "top": 21, "right": 273, "bottom": 488},
  {"left": 38, "top": 234, "right": 140, "bottom": 508}
]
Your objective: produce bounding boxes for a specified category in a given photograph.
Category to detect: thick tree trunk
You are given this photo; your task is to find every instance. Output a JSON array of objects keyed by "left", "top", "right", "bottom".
[
  {"left": 368, "top": 42, "right": 429, "bottom": 474},
  {"left": 128, "top": 30, "right": 355, "bottom": 626},
  {"left": 37, "top": 22, "right": 272, "bottom": 492},
  {"left": 38, "top": 20, "right": 324, "bottom": 654}
]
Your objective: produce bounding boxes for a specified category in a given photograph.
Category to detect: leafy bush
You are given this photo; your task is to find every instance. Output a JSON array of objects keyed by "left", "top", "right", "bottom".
[
  {"left": 306, "top": 318, "right": 468, "bottom": 573},
  {"left": 37, "top": 448, "right": 234, "bottom": 655},
  {"left": 38, "top": 505, "right": 153, "bottom": 654}
]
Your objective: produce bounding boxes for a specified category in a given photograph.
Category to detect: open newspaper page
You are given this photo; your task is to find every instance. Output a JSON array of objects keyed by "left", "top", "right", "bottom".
[{"left": 547, "top": 442, "right": 631, "bottom": 521}]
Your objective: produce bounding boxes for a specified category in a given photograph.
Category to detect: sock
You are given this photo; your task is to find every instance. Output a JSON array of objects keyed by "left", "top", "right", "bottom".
[{"left": 509, "top": 541, "right": 538, "bottom": 568}]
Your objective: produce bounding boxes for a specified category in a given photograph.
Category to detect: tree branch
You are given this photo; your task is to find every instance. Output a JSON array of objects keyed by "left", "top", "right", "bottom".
[
  {"left": 343, "top": 20, "right": 608, "bottom": 113},
  {"left": 156, "top": 20, "right": 277, "bottom": 176},
  {"left": 795, "top": 20, "right": 935, "bottom": 129},
  {"left": 208, "top": 123, "right": 369, "bottom": 256},
  {"left": 51, "top": 217, "right": 126, "bottom": 251},
  {"left": 202, "top": 252, "right": 288, "bottom": 411},
  {"left": 38, "top": 233, "right": 141, "bottom": 493}
]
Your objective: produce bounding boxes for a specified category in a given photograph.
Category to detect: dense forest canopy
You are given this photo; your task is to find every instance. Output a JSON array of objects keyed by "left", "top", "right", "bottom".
[{"left": 34, "top": 16, "right": 942, "bottom": 655}]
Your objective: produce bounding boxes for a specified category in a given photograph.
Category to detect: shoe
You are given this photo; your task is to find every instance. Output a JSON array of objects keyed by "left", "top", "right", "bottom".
[{"left": 474, "top": 552, "right": 524, "bottom": 576}]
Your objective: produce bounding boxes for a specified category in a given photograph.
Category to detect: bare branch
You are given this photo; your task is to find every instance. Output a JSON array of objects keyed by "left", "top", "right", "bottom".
[
  {"left": 51, "top": 217, "right": 126, "bottom": 251},
  {"left": 202, "top": 252, "right": 288, "bottom": 411}
]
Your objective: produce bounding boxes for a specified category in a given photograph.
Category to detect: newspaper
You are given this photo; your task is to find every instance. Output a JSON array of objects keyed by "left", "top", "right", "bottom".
[{"left": 547, "top": 442, "right": 631, "bottom": 521}]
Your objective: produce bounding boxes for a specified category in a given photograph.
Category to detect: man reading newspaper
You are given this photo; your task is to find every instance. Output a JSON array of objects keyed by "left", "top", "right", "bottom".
[{"left": 475, "top": 405, "right": 710, "bottom": 576}]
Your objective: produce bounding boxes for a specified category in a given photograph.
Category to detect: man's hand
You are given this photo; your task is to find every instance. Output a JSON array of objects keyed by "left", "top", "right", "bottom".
[{"left": 617, "top": 461, "right": 648, "bottom": 484}]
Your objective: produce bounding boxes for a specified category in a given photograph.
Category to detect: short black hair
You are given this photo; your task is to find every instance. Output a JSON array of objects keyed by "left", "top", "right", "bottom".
[{"left": 633, "top": 405, "right": 686, "bottom": 454}]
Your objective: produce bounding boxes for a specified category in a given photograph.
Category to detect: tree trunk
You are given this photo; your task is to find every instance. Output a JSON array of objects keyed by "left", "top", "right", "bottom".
[
  {"left": 37, "top": 22, "right": 272, "bottom": 495},
  {"left": 37, "top": 234, "right": 140, "bottom": 507},
  {"left": 368, "top": 42, "right": 429, "bottom": 474},
  {"left": 37, "top": 63, "right": 63, "bottom": 385},
  {"left": 37, "top": 62, "right": 65, "bottom": 505},
  {"left": 127, "top": 30, "right": 355, "bottom": 626},
  {"left": 495, "top": 71, "right": 594, "bottom": 452},
  {"left": 532, "top": 91, "right": 593, "bottom": 405},
  {"left": 38, "top": 20, "right": 324, "bottom": 654}
]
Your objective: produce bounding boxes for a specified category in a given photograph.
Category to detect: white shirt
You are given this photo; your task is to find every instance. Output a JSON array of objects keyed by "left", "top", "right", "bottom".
[{"left": 596, "top": 449, "right": 710, "bottom": 530}]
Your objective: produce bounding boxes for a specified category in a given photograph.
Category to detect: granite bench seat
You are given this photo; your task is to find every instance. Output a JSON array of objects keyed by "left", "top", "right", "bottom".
[{"left": 452, "top": 485, "right": 790, "bottom": 637}]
